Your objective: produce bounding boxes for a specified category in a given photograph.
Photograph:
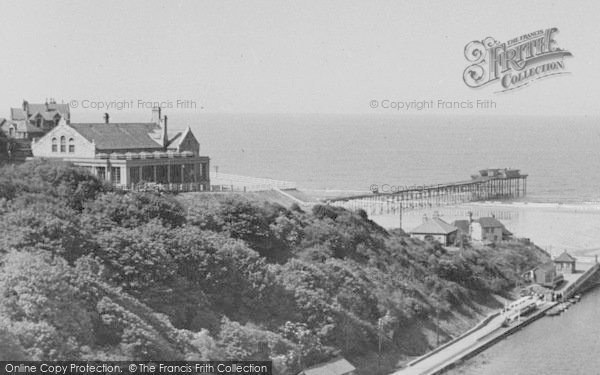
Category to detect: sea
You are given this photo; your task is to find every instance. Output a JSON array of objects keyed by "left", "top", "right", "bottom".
[
  {"left": 178, "top": 113, "right": 600, "bottom": 374},
  {"left": 183, "top": 113, "right": 600, "bottom": 204},
  {"left": 176, "top": 113, "right": 600, "bottom": 252}
]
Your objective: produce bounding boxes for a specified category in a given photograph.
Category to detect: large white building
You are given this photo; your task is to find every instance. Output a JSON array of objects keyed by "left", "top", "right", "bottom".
[{"left": 31, "top": 107, "right": 210, "bottom": 191}]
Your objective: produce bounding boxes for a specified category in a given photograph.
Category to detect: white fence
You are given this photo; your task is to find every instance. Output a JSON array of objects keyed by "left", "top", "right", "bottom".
[{"left": 210, "top": 172, "right": 296, "bottom": 192}]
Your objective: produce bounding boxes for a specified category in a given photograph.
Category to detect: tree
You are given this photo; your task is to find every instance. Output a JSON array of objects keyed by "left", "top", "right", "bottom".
[{"left": 0, "top": 250, "right": 95, "bottom": 359}]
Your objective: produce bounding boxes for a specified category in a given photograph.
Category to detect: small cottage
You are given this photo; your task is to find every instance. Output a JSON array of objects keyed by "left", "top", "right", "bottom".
[
  {"left": 554, "top": 251, "right": 576, "bottom": 274},
  {"left": 528, "top": 261, "right": 564, "bottom": 289},
  {"left": 410, "top": 214, "right": 458, "bottom": 246},
  {"left": 470, "top": 216, "right": 505, "bottom": 243}
]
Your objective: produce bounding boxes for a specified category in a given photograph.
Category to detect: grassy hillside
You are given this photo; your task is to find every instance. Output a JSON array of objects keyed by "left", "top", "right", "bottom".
[{"left": 0, "top": 160, "right": 548, "bottom": 374}]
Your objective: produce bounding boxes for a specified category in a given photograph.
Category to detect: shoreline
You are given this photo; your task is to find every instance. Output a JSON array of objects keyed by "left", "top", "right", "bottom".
[
  {"left": 393, "top": 262, "right": 599, "bottom": 375},
  {"left": 359, "top": 200, "right": 600, "bottom": 258}
]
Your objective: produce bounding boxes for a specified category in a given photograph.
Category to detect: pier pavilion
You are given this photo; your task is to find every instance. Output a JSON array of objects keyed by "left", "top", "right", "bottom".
[{"left": 30, "top": 107, "right": 210, "bottom": 191}]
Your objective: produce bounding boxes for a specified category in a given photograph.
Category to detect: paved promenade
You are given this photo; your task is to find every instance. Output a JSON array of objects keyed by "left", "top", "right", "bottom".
[
  {"left": 392, "top": 300, "right": 554, "bottom": 375},
  {"left": 393, "top": 261, "right": 599, "bottom": 375}
]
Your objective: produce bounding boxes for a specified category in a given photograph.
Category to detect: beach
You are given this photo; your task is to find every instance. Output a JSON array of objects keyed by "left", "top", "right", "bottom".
[{"left": 366, "top": 202, "right": 600, "bottom": 260}]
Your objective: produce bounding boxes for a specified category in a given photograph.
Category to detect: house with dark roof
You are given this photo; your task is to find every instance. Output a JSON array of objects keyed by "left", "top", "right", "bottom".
[
  {"left": 451, "top": 219, "right": 470, "bottom": 235},
  {"left": 526, "top": 261, "right": 564, "bottom": 289},
  {"left": 554, "top": 251, "right": 576, "bottom": 274},
  {"left": 470, "top": 216, "right": 505, "bottom": 243},
  {"left": 409, "top": 214, "right": 458, "bottom": 245},
  {"left": 1, "top": 99, "right": 70, "bottom": 139},
  {"left": 31, "top": 107, "right": 210, "bottom": 191},
  {"left": 298, "top": 357, "right": 356, "bottom": 375}
]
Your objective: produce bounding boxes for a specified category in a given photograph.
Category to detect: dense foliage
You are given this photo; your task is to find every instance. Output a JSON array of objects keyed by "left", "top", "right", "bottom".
[{"left": 0, "top": 161, "right": 547, "bottom": 374}]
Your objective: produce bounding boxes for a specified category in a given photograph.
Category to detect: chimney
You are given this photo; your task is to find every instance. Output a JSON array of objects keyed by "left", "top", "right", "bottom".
[
  {"left": 162, "top": 115, "right": 168, "bottom": 147},
  {"left": 151, "top": 106, "right": 161, "bottom": 124},
  {"left": 104, "top": 113, "right": 110, "bottom": 124},
  {"left": 22, "top": 100, "right": 29, "bottom": 112}
]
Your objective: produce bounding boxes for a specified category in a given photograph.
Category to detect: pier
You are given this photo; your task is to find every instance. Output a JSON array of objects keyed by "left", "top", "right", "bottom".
[{"left": 326, "top": 168, "right": 527, "bottom": 215}]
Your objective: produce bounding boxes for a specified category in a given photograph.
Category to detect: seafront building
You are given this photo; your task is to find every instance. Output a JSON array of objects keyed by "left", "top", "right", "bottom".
[
  {"left": 409, "top": 214, "right": 458, "bottom": 246},
  {"left": 527, "top": 261, "right": 564, "bottom": 289},
  {"left": 469, "top": 216, "right": 507, "bottom": 243},
  {"left": 1, "top": 100, "right": 212, "bottom": 190},
  {"left": 554, "top": 251, "right": 577, "bottom": 274},
  {"left": 1, "top": 99, "right": 70, "bottom": 139}
]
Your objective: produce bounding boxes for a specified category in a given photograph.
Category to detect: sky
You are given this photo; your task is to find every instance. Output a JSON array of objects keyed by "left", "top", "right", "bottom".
[{"left": 0, "top": 0, "right": 597, "bottom": 120}]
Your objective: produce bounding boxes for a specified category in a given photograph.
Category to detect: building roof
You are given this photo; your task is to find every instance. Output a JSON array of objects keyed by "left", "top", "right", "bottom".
[
  {"left": 11, "top": 102, "right": 70, "bottom": 121},
  {"left": 451, "top": 220, "right": 470, "bottom": 234},
  {"left": 2, "top": 120, "right": 44, "bottom": 134},
  {"left": 534, "top": 261, "right": 556, "bottom": 273},
  {"left": 477, "top": 217, "right": 504, "bottom": 228},
  {"left": 26, "top": 103, "right": 69, "bottom": 115},
  {"left": 37, "top": 110, "right": 62, "bottom": 121},
  {"left": 300, "top": 358, "right": 355, "bottom": 375},
  {"left": 554, "top": 251, "right": 576, "bottom": 263},
  {"left": 69, "top": 122, "right": 165, "bottom": 151},
  {"left": 166, "top": 131, "right": 183, "bottom": 148},
  {"left": 11, "top": 108, "right": 26, "bottom": 121},
  {"left": 411, "top": 217, "right": 458, "bottom": 235}
]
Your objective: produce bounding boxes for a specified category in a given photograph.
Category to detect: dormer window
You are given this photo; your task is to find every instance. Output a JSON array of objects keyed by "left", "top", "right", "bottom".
[
  {"left": 51, "top": 137, "right": 57, "bottom": 152},
  {"left": 36, "top": 116, "right": 42, "bottom": 128},
  {"left": 60, "top": 136, "right": 66, "bottom": 152}
]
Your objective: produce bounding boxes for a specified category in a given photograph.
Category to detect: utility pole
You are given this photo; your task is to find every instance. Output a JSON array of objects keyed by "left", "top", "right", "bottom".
[
  {"left": 388, "top": 197, "right": 402, "bottom": 230},
  {"left": 399, "top": 202, "right": 403, "bottom": 230}
]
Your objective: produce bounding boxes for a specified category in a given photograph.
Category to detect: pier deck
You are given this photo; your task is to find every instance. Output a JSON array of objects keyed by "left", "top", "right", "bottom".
[{"left": 327, "top": 169, "right": 528, "bottom": 215}]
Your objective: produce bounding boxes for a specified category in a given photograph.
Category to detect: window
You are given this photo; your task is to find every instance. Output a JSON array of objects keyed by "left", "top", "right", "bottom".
[
  {"left": 156, "top": 165, "right": 168, "bottom": 184},
  {"left": 130, "top": 167, "right": 141, "bottom": 184},
  {"left": 36, "top": 116, "right": 42, "bottom": 128},
  {"left": 60, "top": 136, "right": 66, "bottom": 152},
  {"left": 96, "top": 167, "right": 106, "bottom": 180},
  {"left": 68, "top": 138, "right": 75, "bottom": 153},
  {"left": 142, "top": 166, "right": 154, "bottom": 181},
  {"left": 51, "top": 138, "right": 57, "bottom": 152},
  {"left": 183, "top": 164, "right": 195, "bottom": 182},
  {"left": 9, "top": 127, "right": 14, "bottom": 137},
  {"left": 110, "top": 167, "right": 121, "bottom": 184}
]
